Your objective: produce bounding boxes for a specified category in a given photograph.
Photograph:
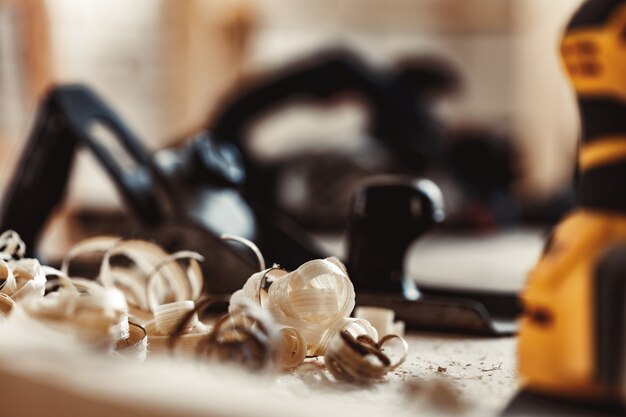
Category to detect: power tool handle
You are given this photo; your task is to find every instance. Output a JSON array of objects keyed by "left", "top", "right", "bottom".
[
  {"left": 347, "top": 178, "right": 444, "bottom": 294},
  {"left": 0, "top": 93, "right": 76, "bottom": 253},
  {"left": 0, "top": 85, "right": 165, "bottom": 253}
]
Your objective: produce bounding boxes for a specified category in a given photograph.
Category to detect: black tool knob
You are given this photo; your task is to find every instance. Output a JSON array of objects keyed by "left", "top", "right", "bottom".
[
  {"left": 347, "top": 177, "right": 444, "bottom": 296},
  {"left": 191, "top": 133, "right": 246, "bottom": 186},
  {"left": 156, "top": 132, "right": 246, "bottom": 188}
]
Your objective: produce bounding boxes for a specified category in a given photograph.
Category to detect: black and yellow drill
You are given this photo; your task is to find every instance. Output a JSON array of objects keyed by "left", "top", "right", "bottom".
[{"left": 517, "top": 0, "right": 626, "bottom": 406}]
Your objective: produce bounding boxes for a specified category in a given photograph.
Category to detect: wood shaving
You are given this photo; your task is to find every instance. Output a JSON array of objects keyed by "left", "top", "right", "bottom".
[
  {"left": 354, "top": 306, "right": 405, "bottom": 338},
  {"left": 116, "top": 320, "right": 148, "bottom": 360},
  {"left": 0, "top": 231, "right": 209, "bottom": 359},
  {"left": 0, "top": 232, "right": 47, "bottom": 315},
  {"left": 0, "top": 257, "right": 46, "bottom": 301},
  {"left": 480, "top": 363, "right": 502, "bottom": 372},
  {"left": 325, "top": 331, "right": 408, "bottom": 384},
  {"left": 277, "top": 325, "right": 308, "bottom": 369},
  {"left": 0, "top": 230, "right": 26, "bottom": 259},
  {"left": 0, "top": 293, "right": 15, "bottom": 319},
  {"left": 221, "top": 234, "right": 266, "bottom": 271},
  {"left": 62, "top": 236, "right": 209, "bottom": 355},
  {"left": 168, "top": 297, "right": 281, "bottom": 370},
  {"left": 22, "top": 268, "right": 129, "bottom": 348},
  {"left": 0, "top": 230, "right": 409, "bottom": 386},
  {"left": 228, "top": 238, "right": 409, "bottom": 382},
  {"left": 230, "top": 257, "right": 356, "bottom": 356}
]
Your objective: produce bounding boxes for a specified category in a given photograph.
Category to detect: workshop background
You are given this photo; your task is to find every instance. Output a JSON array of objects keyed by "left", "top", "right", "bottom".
[
  {"left": 0, "top": 0, "right": 599, "bottom": 416},
  {"left": 0, "top": 0, "right": 582, "bottom": 258}
]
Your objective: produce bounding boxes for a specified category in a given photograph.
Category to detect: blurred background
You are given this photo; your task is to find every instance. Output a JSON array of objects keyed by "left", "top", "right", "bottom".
[{"left": 0, "top": 0, "right": 584, "bottom": 281}]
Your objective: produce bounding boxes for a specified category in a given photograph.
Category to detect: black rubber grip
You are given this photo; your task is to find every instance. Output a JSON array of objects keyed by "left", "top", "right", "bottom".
[
  {"left": 594, "top": 244, "right": 626, "bottom": 385},
  {"left": 579, "top": 161, "right": 626, "bottom": 211},
  {"left": 579, "top": 99, "right": 626, "bottom": 143}
]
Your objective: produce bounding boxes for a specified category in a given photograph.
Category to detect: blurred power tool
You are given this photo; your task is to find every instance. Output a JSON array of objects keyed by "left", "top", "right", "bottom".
[
  {"left": 0, "top": 86, "right": 260, "bottom": 295},
  {"left": 0, "top": 84, "right": 517, "bottom": 336},
  {"left": 208, "top": 48, "right": 452, "bottom": 230},
  {"left": 504, "top": 0, "right": 626, "bottom": 415}
]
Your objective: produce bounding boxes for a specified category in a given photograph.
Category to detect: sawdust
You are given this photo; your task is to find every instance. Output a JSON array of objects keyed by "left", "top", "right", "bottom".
[
  {"left": 388, "top": 335, "right": 518, "bottom": 414},
  {"left": 481, "top": 363, "right": 503, "bottom": 372}
]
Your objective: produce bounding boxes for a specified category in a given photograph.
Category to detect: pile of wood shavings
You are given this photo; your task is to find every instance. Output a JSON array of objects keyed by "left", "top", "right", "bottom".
[
  {"left": 0, "top": 232, "right": 135, "bottom": 353},
  {"left": 0, "top": 230, "right": 409, "bottom": 385},
  {"left": 228, "top": 236, "right": 408, "bottom": 383},
  {"left": 0, "top": 232, "right": 208, "bottom": 358},
  {"left": 0, "top": 231, "right": 45, "bottom": 306},
  {"left": 64, "top": 236, "right": 213, "bottom": 357}
]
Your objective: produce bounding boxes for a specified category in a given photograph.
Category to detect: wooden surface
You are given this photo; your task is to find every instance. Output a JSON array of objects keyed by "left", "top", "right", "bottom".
[
  {"left": 396, "top": 333, "right": 518, "bottom": 414},
  {"left": 0, "top": 308, "right": 519, "bottom": 417}
]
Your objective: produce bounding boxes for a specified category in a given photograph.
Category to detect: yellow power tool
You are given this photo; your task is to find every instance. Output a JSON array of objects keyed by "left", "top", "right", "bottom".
[{"left": 506, "top": 0, "right": 626, "bottom": 415}]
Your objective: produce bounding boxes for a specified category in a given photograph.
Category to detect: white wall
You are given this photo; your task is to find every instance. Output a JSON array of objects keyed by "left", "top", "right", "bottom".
[{"left": 513, "top": 0, "right": 584, "bottom": 197}]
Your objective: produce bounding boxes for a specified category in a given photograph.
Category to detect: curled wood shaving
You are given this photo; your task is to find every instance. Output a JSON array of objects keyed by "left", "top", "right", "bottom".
[
  {"left": 0, "top": 231, "right": 46, "bottom": 309},
  {"left": 230, "top": 257, "right": 355, "bottom": 357},
  {"left": 0, "top": 232, "right": 144, "bottom": 355},
  {"left": 61, "top": 236, "right": 121, "bottom": 277},
  {"left": 201, "top": 301, "right": 280, "bottom": 371},
  {"left": 164, "top": 297, "right": 223, "bottom": 356},
  {"left": 0, "top": 258, "right": 46, "bottom": 301},
  {"left": 354, "top": 306, "right": 405, "bottom": 338},
  {"left": 153, "top": 300, "right": 196, "bottom": 334},
  {"left": 325, "top": 331, "right": 408, "bottom": 384},
  {"left": 277, "top": 326, "right": 308, "bottom": 370},
  {"left": 116, "top": 320, "right": 148, "bottom": 361},
  {"left": 145, "top": 300, "right": 211, "bottom": 356},
  {"left": 24, "top": 268, "right": 130, "bottom": 348},
  {"left": 97, "top": 239, "right": 203, "bottom": 313},
  {"left": 169, "top": 297, "right": 280, "bottom": 370},
  {"left": 316, "top": 317, "right": 378, "bottom": 356},
  {"left": 0, "top": 293, "right": 15, "bottom": 319},
  {"left": 227, "top": 240, "right": 409, "bottom": 382},
  {"left": 147, "top": 251, "right": 204, "bottom": 308},
  {"left": 0, "top": 230, "right": 26, "bottom": 259},
  {"left": 221, "top": 234, "right": 266, "bottom": 271},
  {"left": 61, "top": 237, "right": 208, "bottom": 354}
]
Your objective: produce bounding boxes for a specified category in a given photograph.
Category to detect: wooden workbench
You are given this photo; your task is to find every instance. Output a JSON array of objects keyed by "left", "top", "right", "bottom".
[{"left": 0, "top": 313, "right": 518, "bottom": 417}]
